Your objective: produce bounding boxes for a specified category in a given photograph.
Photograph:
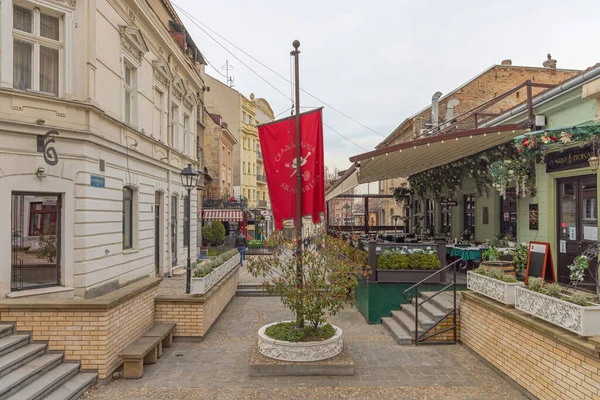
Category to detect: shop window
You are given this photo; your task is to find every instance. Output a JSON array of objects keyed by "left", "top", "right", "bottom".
[
  {"left": 463, "top": 195, "right": 476, "bottom": 236},
  {"left": 183, "top": 195, "right": 190, "bottom": 247},
  {"left": 425, "top": 199, "right": 435, "bottom": 232},
  {"left": 440, "top": 198, "right": 452, "bottom": 236},
  {"left": 500, "top": 187, "right": 517, "bottom": 236}
]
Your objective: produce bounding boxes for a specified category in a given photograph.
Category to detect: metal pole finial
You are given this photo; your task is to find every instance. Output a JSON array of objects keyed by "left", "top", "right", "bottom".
[{"left": 293, "top": 40, "right": 300, "bottom": 49}]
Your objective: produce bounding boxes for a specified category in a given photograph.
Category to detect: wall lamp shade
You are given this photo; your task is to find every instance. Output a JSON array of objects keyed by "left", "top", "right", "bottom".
[
  {"left": 180, "top": 164, "right": 199, "bottom": 190},
  {"left": 589, "top": 156, "right": 600, "bottom": 173}
]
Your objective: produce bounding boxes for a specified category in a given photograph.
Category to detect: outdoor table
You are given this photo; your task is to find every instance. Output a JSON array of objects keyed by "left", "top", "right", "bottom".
[{"left": 449, "top": 246, "right": 482, "bottom": 262}]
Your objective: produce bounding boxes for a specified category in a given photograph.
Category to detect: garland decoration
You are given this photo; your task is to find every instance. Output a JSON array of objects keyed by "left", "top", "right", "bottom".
[
  {"left": 392, "top": 187, "right": 413, "bottom": 205},
  {"left": 515, "top": 124, "right": 600, "bottom": 158}
]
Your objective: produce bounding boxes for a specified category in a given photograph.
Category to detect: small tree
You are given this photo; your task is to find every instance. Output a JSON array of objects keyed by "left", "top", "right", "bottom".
[
  {"left": 202, "top": 221, "right": 226, "bottom": 248},
  {"left": 247, "top": 232, "right": 367, "bottom": 332}
]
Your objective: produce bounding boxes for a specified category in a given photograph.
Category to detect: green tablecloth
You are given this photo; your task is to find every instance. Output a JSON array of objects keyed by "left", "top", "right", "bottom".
[{"left": 449, "top": 247, "right": 481, "bottom": 262}]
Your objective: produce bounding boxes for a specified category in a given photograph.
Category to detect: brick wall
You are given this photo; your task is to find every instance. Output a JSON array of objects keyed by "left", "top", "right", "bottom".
[
  {"left": 0, "top": 278, "right": 159, "bottom": 380},
  {"left": 461, "top": 292, "right": 600, "bottom": 400},
  {"left": 155, "top": 266, "right": 239, "bottom": 338},
  {"left": 422, "top": 313, "right": 460, "bottom": 343}
]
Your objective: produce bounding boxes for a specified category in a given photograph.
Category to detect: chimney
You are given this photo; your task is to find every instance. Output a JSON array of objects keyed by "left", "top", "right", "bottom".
[
  {"left": 543, "top": 54, "right": 557, "bottom": 69},
  {"left": 431, "top": 92, "right": 443, "bottom": 127},
  {"left": 501, "top": 59, "right": 512, "bottom": 66}
]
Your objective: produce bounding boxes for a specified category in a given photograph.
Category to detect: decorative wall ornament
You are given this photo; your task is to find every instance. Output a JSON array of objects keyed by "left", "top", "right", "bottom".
[
  {"left": 257, "top": 322, "right": 344, "bottom": 362},
  {"left": 54, "top": 0, "right": 77, "bottom": 6},
  {"left": 172, "top": 77, "right": 185, "bottom": 102},
  {"left": 37, "top": 130, "right": 60, "bottom": 166},
  {"left": 515, "top": 124, "right": 600, "bottom": 158},
  {"left": 119, "top": 26, "right": 149, "bottom": 63},
  {"left": 152, "top": 59, "right": 172, "bottom": 88},
  {"left": 515, "top": 286, "right": 600, "bottom": 336},
  {"left": 467, "top": 271, "right": 523, "bottom": 305}
]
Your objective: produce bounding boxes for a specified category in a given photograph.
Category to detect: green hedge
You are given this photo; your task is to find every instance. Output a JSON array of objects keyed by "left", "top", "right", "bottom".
[
  {"left": 377, "top": 252, "right": 440, "bottom": 270},
  {"left": 194, "top": 249, "right": 238, "bottom": 278},
  {"left": 247, "top": 240, "right": 263, "bottom": 249}
]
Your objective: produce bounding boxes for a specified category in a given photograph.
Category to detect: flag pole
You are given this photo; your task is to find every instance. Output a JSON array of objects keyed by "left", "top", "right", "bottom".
[{"left": 291, "top": 39, "right": 304, "bottom": 329}]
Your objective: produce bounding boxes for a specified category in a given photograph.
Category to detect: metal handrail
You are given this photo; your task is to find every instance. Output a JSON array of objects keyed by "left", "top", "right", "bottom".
[{"left": 403, "top": 258, "right": 467, "bottom": 345}]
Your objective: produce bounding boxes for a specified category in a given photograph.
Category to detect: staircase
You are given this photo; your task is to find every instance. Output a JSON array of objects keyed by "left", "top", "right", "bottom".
[
  {"left": 382, "top": 291, "right": 458, "bottom": 345},
  {"left": 236, "top": 283, "right": 272, "bottom": 296},
  {"left": 0, "top": 323, "right": 96, "bottom": 400}
]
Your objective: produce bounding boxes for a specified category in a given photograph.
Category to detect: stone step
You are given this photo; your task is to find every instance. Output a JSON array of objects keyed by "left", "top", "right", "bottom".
[
  {"left": 0, "top": 325, "right": 14, "bottom": 339},
  {"left": 401, "top": 304, "right": 435, "bottom": 330},
  {"left": 0, "top": 353, "right": 63, "bottom": 399},
  {"left": 43, "top": 372, "right": 98, "bottom": 400},
  {"left": 0, "top": 343, "right": 47, "bottom": 378},
  {"left": 5, "top": 362, "right": 79, "bottom": 400},
  {"left": 391, "top": 310, "right": 423, "bottom": 336},
  {"left": 381, "top": 317, "right": 412, "bottom": 345},
  {"left": 420, "top": 291, "right": 458, "bottom": 313},
  {"left": 0, "top": 334, "right": 30, "bottom": 358},
  {"left": 411, "top": 297, "right": 448, "bottom": 321}
]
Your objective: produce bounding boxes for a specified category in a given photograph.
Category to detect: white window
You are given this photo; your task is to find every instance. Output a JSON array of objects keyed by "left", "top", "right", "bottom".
[
  {"left": 12, "top": 3, "right": 63, "bottom": 96},
  {"left": 183, "top": 114, "right": 190, "bottom": 155},
  {"left": 171, "top": 103, "right": 179, "bottom": 150},
  {"left": 154, "top": 87, "right": 167, "bottom": 142},
  {"left": 123, "top": 62, "right": 137, "bottom": 125}
]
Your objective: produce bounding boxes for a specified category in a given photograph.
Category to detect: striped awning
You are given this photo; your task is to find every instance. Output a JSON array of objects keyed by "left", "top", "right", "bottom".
[{"left": 202, "top": 209, "right": 244, "bottom": 222}]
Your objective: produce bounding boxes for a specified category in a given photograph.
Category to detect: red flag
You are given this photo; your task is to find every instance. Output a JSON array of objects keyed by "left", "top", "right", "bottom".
[{"left": 258, "top": 109, "right": 325, "bottom": 230}]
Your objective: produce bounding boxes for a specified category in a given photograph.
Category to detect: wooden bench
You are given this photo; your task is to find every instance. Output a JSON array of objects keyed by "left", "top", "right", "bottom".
[
  {"left": 119, "top": 336, "right": 161, "bottom": 379},
  {"left": 142, "top": 322, "right": 176, "bottom": 358}
]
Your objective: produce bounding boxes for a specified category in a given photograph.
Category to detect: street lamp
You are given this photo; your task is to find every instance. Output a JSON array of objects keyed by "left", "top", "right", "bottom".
[
  {"left": 181, "top": 164, "right": 199, "bottom": 294},
  {"left": 342, "top": 203, "right": 350, "bottom": 226}
]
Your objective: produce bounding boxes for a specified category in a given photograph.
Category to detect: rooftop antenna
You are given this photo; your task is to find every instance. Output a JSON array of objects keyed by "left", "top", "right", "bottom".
[{"left": 221, "top": 59, "right": 235, "bottom": 88}]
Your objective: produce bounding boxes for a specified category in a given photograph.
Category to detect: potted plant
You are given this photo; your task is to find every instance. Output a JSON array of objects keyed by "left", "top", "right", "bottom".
[
  {"left": 510, "top": 243, "right": 528, "bottom": 278},
  {"left": 504, "top": 233, "right": 516, "bottom": 248},
  {"left": 495, "top": 233, "right": 506, "bottom": 247},
  {"left": 376, "top": 247, "right": 443, "bottom": 283},
  {"left": 461, "top": 229, "right": 473, "bottom": 241},
  {"left": 515, "top": 256, "right": 600, "bottom": 336},
  {"left": 191, "top": 248, "right": 239, "bottom": 294},
  {"left": 248, "top": 232, "right": 366, "bottom": 362},
  {"left": 467, "top": 265, "right": 523, "bottom": 305}
]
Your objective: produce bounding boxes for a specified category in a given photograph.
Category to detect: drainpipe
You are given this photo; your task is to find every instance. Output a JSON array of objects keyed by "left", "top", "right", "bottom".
[
  {"left": 166, "top": 54, "right": 174, "bottom": 278},
  {"left": 431, "top": 91, "right": 443, "bottom": 127}
]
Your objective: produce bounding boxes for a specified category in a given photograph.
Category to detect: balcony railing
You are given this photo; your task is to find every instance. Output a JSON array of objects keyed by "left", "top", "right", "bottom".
[
  {"left": 203, "top": 195, "right": 248, "bottom": 209},
  {"left": 256, "top": 174, "right": 267, "bottom": 183},
  {"left": 257, "top": 150, "right": 263, "bottom": 160},
  {"left": 258, "top": 200, "right": 268, "bottom": 208}
]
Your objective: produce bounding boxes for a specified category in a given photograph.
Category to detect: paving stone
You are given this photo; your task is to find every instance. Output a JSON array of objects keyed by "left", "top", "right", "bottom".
[{"left": 83, "top": 296, "right": 529, "bottom": 400}]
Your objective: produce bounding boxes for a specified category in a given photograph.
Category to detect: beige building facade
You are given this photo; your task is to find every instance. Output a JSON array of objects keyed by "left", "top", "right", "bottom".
[
  {"left": 204, "top": 113, "right": 237, "bottom": 198},
  {"left": 0, "top": 0, "right": 206, "bottom": 298}
]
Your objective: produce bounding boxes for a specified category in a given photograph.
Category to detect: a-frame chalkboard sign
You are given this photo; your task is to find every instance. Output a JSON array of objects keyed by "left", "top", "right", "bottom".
[{"left": 525, "top": 241, "right": 557, "bottom": 285}]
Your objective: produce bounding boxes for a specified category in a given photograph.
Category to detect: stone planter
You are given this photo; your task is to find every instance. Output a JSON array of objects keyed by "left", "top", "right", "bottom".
[
  {"left": 376, "top": 269, "right": 444, "bottom": 284},
  {"left": 257, "top": 321, "right": 343, "bottom": 362},
  {"left": 515, "top": 286, "right": 600, "bottom": 336},
  {"left": 190, "top": 254, "right": 238, "bottom": 295},
  {"left": 467, "top": 271, "right": 523, "bottom": 305}
]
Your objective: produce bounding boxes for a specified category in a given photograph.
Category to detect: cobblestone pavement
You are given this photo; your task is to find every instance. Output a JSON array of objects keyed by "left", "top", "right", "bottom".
[{"left": 84, "top": 297, "right": 528, "bottom": 400}]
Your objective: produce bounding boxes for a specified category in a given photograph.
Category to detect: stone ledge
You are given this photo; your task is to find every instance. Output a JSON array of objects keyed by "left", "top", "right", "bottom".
[
  {"left": 155, "top": 265, "right": 240, "bottom": 304},
  {"left": 6, "top": 286, "right": 74, "bottom": 300},
  {"left": 249, "top": 344, "right": 355, "bottom": 376},
  {"left": 461, "top": 291, "right": 600, "bottom": 358},
  {"left": 0, "top": 278, "right": 162, "bottom": 310}
]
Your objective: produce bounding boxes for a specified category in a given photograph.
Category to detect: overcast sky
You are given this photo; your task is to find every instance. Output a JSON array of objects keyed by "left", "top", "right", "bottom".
[{"left": 173, "top": 0, "right": 600, "bottom": 172}]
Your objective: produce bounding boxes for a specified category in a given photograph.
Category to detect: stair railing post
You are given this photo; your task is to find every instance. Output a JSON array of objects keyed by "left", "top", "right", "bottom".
[
  {"left": 414, "top": 286, "right": 419, "bottom": 345},
  {"left": 453, "top": 260, "right": 457, "bottom": 344}
]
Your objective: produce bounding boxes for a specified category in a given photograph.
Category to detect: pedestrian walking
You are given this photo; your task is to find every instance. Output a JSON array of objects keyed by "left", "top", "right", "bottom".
[{"left": 235, "top": 230, "right": 247, "bottom": 266}]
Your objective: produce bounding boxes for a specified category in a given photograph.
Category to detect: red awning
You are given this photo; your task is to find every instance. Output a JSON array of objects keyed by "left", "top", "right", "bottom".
[{"left": 202, "top": 209, "right": 244, "bottom": 222}]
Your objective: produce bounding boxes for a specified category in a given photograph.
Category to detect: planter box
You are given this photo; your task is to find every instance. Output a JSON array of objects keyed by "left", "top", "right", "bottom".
[
  {"left": 376, "top": 269, "right": 444, "bottom": 284},
  {"left": 515, "top": 286, "right": 600, "bottom": 336},
  {"left": 190, "top": 254, "right": 238, "bottom": 295},
  {"left": 467, "top": 271, "right": 523, "bottom": 305},
  {"left": 258, "top": 321, "right": 343, "bottom": 362}
]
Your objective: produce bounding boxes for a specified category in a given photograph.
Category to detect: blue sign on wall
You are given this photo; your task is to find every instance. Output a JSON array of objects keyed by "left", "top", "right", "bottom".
[{"left": 90, "top": 175, "right": 105, "bottom": 188}]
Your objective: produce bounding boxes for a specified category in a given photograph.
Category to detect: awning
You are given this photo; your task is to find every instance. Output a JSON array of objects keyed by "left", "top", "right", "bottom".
[
  {"left": 349, "top": 124, "right": 526, "bottom": 184},
  {"left": 325, "top": 168, "right": 359, "bottom": 201},
  {"left": 202, "top": 209, "right": 244, "bottom": 222}
]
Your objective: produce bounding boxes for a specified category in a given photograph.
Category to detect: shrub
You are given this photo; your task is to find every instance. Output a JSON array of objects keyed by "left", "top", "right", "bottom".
[
  {"left": 544, "top": 283, "right": 562, "bottom": 297},
  {"left": 569, "top": 292, "right": 592, "bottom": 306},
  {"left": 248, "top": 240, "right": 263, "bottom": 249},
  {"left": 528, "top": 277, "right": 544, "bottom": 292},
  {"left": 265, "top": 321, "right": 335, "bottom": 342},
  {"left": 378, "top": 250, "right": 439, "bottom": 270},
  {"left": 353, "top": 250, "right": 368, "bottom": 267},
  {"left": 193, "top": 248, "right": 238, "bottom": 278},
  {"left": 202, "top": 221, "right": 226, "bottom": 246}
]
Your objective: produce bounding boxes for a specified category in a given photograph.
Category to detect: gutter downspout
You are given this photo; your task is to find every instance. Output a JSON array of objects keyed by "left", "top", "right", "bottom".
[
  {"left": 167, "top": 54, "right": 174, "bottom": 278},
  {"left": 481, "top": 65, "right": 600, "bottom": 128}
]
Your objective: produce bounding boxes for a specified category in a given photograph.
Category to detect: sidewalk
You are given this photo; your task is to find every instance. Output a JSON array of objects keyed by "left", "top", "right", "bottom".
[{"left": 84, "top": 296, "right": 528, "bottom": 400}]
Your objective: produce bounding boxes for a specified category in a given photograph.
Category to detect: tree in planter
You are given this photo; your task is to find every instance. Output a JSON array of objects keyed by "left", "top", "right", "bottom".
[
  {"left": 37, "top": 223, "right": 57, "bottom": 263},
  {"left": 247, "top": 232, "right": 367, "bottom": 337},
  {"left": 202, "top": 221, "right": 226, "bottom": 249}
]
